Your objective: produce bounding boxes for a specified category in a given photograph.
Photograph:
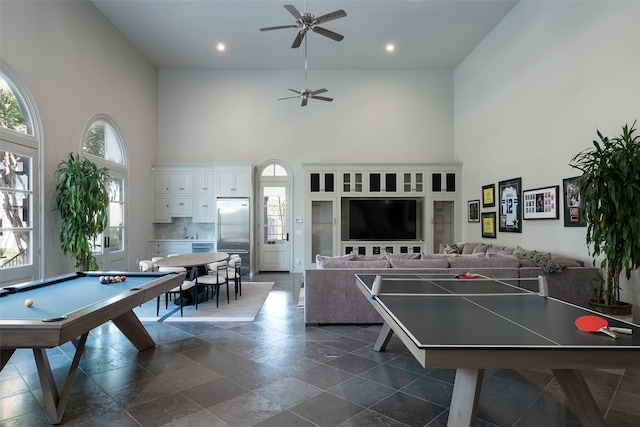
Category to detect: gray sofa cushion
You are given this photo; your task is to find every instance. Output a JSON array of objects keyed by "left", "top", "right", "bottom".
[
  {"left": 389, "top": 258, "right": 449, "bottom": 268},
  {"left": 316, "top": 253, "right": 354, "bottom": 268},
  {"left": 353, "top": 254, "right": 386, "bottom": 261},
  {"left": 386, "top": 252, "right": 421, "bottom": 261},
  {"left": 421, "top": 253, "right": 449, "bottom": 260},
  {"left": 448, "top": 254, "right": 520, "bottom": 269}
]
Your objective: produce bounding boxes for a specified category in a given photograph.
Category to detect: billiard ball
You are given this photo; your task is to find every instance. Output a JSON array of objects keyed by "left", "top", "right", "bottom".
[
  {"left": 120, "top": 275, "right": 126, "bottom": 282},
  {"left": 25, "top": 298, "right": 34, "bottom": 307}
]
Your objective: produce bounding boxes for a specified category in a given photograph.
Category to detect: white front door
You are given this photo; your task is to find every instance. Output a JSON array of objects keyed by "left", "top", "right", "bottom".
[{"left": 259, "top": 183, "right": 291, "bottom": 271}]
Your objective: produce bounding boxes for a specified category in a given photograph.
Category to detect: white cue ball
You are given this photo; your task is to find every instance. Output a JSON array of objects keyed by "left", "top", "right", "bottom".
[{"left": 25, "top": 298, "right": 34, "bottom": 307}]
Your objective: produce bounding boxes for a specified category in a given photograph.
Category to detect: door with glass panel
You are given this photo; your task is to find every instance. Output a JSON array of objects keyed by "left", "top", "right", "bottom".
[
  {"left": 432, "top": 200, "right": 455, "bottom": 254},
  {"left": 259, "top": 183, "right": 291, "bottom": 271},
  {"left": 0, "top": 143, "right": 38, "bottom": 285},
  {"left": 93, "top": 173, "right": 126, "bottom": 271}
]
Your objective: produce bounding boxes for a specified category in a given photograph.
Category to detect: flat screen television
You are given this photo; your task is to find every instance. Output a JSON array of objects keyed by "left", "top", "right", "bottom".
[{"left": 341, "top": 198, "right": 422, "bottom": 241}]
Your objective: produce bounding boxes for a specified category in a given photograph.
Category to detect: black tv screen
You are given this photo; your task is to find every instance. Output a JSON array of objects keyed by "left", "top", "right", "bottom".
[{"left": 342, "top": 198, "right": 421, "bottom": 241}]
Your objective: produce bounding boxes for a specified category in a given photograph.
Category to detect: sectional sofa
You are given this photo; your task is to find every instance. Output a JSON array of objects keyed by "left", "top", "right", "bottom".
[{"left": 303, "top": 242, "right": 599, "bottom": 325}]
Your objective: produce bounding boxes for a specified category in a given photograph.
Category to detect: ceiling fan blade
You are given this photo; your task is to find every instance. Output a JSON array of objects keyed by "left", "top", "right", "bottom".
[
  {"left": 314, "top": 9, "right": 347, "bottom": 24},
  {"left": 291, "top": 30, "right": 306, "bottom": 48},
  {"left": 312, "top": 26, "right": 344, "bottom": 42},
  {"left": 301, "top": 97, "right": 308, "bottom": 107},
  {"left": 278, "top": 96, "right": 300, "bottom": 100},
  {"left": 284, "top": 4, "right": 303, "bottom": 20},
  {"left": 311, "top": 96, "right": 333, "bottom": 102},
  {"left": 288, "top": 88, "right": 302, "bottom": 94},
  {"left": 310, "top": 88, "right": 328, "bottom": 96},
  {"left": 260, "top": 25, "right": 299, "bottom": 32}
]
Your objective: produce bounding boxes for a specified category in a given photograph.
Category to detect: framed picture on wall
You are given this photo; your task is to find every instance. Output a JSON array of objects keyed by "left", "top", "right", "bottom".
[
  {"left": 481, "top": 212, "right": 496, "bottom": 238},
  {"left": 468, "top": 200, "right": 480, "bottom": 222},
  {"left": 523, "top": 185, "right": 559, "bottom": 220},
  {"left": 563, "top": 176, "right": 586, "bottom": 227},
  {"left": 498, "top": 177, "right": 522, "bottom": 233},
  {"left": 482, "top": 184, "right": 495, "bottom": 207}
]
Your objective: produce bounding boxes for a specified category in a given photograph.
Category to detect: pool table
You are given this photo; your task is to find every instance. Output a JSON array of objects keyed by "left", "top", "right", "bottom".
[{"left": 0, "top": 270, "right": 186, "bottom": 424}]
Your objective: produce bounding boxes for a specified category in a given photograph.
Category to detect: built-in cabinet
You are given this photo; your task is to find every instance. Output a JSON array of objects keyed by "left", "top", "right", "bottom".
[
  {"left": 149, "top": 241, "right": 192, "bottom": 258},
  {"left": 304, "top": 163, "right": 461, "bottom": 268},
  {"left": 152, "top": 163, "right": 252, "bottom": 223},
  {"left": 217, "top": 167, "right": 251, "bottom": 196}
]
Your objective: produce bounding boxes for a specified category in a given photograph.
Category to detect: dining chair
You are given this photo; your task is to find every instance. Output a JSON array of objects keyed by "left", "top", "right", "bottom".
[
  {"left": 197, "top": 261, "right": 229, "bottom": 307},
  {"left": 227, "top": 255, "right": 242, "bottom": 299},
  {"left": 157, "top": 266, "right": 195, "bottom": 317},
  {"left": 138, "top": 260, "right": 153, "bottom": 272}
]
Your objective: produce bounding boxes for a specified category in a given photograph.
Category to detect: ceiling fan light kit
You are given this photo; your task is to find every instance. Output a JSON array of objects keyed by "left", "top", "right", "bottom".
[{"left": 260, "top": 2, "right": 346, "bottom": 106}]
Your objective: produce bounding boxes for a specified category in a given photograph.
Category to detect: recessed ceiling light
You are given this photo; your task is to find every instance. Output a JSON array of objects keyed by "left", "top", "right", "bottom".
[
  {"left": 386, "top": 44, "right": 395, "bottom": 52},
  {"left": 217, "top": 43, "right": 226, "bottom": 52}
]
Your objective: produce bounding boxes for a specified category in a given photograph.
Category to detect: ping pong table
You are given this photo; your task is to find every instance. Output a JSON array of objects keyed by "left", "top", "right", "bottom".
[{"left": 355, "top": 273, "right": 640, "bottom": 427}]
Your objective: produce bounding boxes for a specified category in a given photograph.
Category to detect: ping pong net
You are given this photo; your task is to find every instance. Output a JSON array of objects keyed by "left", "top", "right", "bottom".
[{"left": 368, "top": 274, "right": 548, "bottom": 299}]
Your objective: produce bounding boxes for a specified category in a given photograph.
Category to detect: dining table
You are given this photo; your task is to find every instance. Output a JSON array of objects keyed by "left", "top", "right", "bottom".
[{"left": 154, "top": 252, "right": 229, "bottom": 306}]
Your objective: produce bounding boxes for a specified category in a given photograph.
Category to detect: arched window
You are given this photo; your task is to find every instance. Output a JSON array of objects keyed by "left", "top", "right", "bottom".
[
  {"left": 1, "top": 65, "right": 41, "bottom": 285},
  {"left": 82, "top": 117, "right": 128, "bottom": 271},
  {"left": 261, "top": 163, "right": 288, "bottom": 177}
]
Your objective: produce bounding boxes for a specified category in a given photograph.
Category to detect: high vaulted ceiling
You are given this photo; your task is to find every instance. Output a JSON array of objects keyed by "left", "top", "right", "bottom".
[{"left": 91, "top": 0, "right": 519, "bottom": 70}]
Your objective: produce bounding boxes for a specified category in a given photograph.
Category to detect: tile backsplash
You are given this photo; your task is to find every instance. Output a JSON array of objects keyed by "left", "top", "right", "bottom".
[{"left": 153, "top": 217, "right": 215, "bottom": 240}]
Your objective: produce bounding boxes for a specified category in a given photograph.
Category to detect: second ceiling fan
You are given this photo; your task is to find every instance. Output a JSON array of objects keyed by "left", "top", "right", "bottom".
[{"left": 260, "top": 3, "right": 347, "bottom": 48}]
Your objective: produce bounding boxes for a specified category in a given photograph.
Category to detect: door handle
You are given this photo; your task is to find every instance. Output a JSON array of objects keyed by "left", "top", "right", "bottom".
[{"left": 286, "top": 233, "right": 289, "bottom": 241}]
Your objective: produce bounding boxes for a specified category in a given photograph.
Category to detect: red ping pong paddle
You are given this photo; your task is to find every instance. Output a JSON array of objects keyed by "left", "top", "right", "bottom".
[{"left": 575, "top": 315, "right": 632, "bottom": 338}]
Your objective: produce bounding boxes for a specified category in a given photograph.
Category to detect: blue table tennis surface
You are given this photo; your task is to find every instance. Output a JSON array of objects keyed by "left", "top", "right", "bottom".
[{"left": 356, "top": 274, "right": 640, "bottom": 349}]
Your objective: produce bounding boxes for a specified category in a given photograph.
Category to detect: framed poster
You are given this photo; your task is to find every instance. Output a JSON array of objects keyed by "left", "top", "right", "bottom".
[
  {"left": 498, "top": 177, "right": 522, "bottom": 233},
  {"left": 563, "top": 176, "right": 586, "bottom": 227},
  {"left": 481, "top": 212, "right": 496, "bottom": 238},
  {"left": 482, "top": 184, "right": 495, "bottom": 207},
  {"left": 523, "top": 185, "right": 559, "bottom": 220},
  {"left": 468, "top": 199, "right": 480, "bottom": 222}
]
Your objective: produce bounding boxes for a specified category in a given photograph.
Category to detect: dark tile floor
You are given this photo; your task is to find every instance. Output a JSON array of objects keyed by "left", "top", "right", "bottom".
[{"left": 2, "top": 272, "right": 640, "bottom": 426}]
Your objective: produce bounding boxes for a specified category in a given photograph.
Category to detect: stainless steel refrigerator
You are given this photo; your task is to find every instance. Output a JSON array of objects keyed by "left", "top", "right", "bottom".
[{"left": 216, "top": 198, "right": 250, "bottom": 274}]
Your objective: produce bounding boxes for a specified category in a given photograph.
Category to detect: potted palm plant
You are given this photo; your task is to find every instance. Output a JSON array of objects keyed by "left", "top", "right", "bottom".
[
  {"left": 569, "top": 121, "right": 640, "bottom": 317},
  {"left": 55, "top": 153, "right": 112, "bottom": 271}
]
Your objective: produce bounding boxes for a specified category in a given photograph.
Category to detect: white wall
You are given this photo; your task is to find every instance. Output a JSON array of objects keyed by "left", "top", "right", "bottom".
[
  {"left": 158, "top": 69, "right": 455, "bottom": 272},
  {"left": 0, "top": 1, "right": 158, "bottom": 277},
  {"left": 454, "top": 1, "right": 640, "bottom": 308}
]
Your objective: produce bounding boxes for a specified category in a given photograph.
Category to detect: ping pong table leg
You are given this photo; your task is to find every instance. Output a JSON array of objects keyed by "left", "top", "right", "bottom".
[
  {"left": 448, "top": 368, "right": 484, "bottom": 427},
  {"left": 552, "top": 369, "right": 606, "bottom": 427},
  {"left": 373, "top": 322, "right": 394, "bottom": 352}
]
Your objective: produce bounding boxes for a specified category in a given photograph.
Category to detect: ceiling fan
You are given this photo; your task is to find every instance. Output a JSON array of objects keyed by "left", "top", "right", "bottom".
[
  {"left": 278, "top": 38, "right": 333, "bottom": 107},
  {"left": 260, "top": 2, "right": 347, "bottom": 48}
]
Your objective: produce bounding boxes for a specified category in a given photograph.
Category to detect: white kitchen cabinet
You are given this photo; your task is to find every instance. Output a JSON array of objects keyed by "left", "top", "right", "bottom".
[
  {"left": 193, "top": 195, "right": 217, "bottom": 222},
  {"left": 169, "top": 195, "right": 193, "bottom": 217},
  {"left": 217, "top": 168, "right": 251, "bottom": 196},
  {"left": 170, "top": 171, "right": 193, "bottom": 194},
  {"left": 154, "top": 170, "right": 170, "bottom": 194},
  {"left": 431, "top": 170, "right": 458, "bottom": 193},
  {"left": 149, "top": 241, "right": 191, "bottom": 258},
  {"left": 153, "top": 195, "right": 170, "bottom": 223},
  {"left": 194, "top": 170, "right": 216, "bottom": 195}
]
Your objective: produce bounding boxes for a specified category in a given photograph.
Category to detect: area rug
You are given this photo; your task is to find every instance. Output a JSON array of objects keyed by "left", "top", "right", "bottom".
[{"left": 134, "top": 282, "right": 274, "bottom": 322}]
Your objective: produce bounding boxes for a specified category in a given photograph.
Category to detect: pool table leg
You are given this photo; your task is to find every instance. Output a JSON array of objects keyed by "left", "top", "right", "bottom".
[
  {"left": 111, "top": 309, "right": 156, "bottom": 351},
  {"left": 1, "top": 349, "right": 16, "bottom": 371},
  {"left": 34, "top": 333, "right": 88, "bottom": 424}
]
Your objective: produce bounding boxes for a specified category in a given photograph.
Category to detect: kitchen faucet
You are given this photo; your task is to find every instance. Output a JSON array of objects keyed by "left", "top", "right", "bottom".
[{"left": 183, "top": 227, "right": 188, "bottom": 239}]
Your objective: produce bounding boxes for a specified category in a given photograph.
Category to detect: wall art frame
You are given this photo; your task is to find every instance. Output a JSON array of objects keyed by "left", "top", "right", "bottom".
[
  {"left": 468, "top": 199, "right": 480, "bottom": 222},
  {"left": 481, "top": 212, "right": 496, "bottom": 238},
  {"left": 523, "top": 185, "right": 559, "bottom": 220},
  {"left": 482, "top": 184, "right": 495, "bottom": 207},
  {"left": 498, "top": 177, "right": 522, "bottom": 233},
  {"left": 562, "top": 176, "right": 586, "bottom": 227}
]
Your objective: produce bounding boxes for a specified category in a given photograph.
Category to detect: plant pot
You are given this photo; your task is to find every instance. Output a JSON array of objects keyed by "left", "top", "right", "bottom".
[{"left": 588, "top": 299, "right": 633, "bottom": 322}]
